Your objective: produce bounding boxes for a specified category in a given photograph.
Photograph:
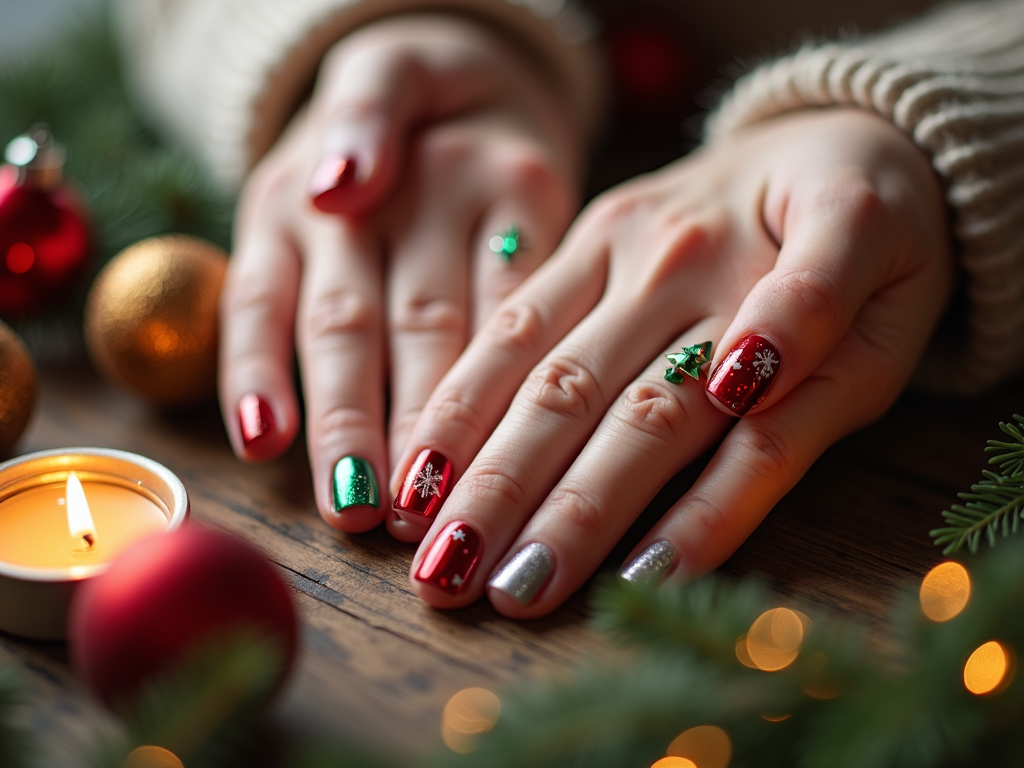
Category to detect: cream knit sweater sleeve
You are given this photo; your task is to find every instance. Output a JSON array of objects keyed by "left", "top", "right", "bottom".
[
  {"left": 707, "top": 0, "right": 1024, "bottom": 395},
  {"left": 114, "top": 0, "right": 601, "bottom": 189}
]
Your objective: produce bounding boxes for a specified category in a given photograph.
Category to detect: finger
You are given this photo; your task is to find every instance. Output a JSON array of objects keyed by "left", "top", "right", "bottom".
[
  {"left": 470, "top": 148, "right": 578, "bottom": 331},
  {"left": 219, "top": 198, "right": 301, "bottom": 462},
  {"left": 384, "top": 228, "right": 608, "bottom": 543},
  {"left": 308, "top": 23, "right": 498, "bottom": 217},
  {"left": 406, "top": 282, "right": 713, "bottom": 607},
  {"left": 485, "top": 317, "right": 731, "bottom": 617},
  {"left": 706, "top": 182, "right": 899, "bottom": 417},
  {"left": 297, "top": 220, "right": 387, "bottom": 533},
  {"left": 383, "top": 143, "right": 475, "bottom": 474},
  {"left": 627, "top": 285, "right": 933, "bottom": 584}
]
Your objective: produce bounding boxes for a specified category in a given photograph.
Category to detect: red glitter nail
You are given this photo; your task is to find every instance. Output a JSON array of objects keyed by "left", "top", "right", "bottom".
[
  {"left": 310, "top": 156, "right": 357, "bottom": 212},
  {"left": 238, "top": 393, "right": 274, "bottom": 447},
  {"left": 395, "top": 449, "right": 452, "bottom": 521},
  {"left": 415, "top": 521, "right": 481, "bottom": 595},
  {"left": 707, "top": 334, "right": 781, "bottom": 416}
]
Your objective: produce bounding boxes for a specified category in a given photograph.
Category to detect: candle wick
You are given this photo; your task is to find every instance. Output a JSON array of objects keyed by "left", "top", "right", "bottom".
[{"left": 83, "top": 533, "right": 95, "bottom": 549}]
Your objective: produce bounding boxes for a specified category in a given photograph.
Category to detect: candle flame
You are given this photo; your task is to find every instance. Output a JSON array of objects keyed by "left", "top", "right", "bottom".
[{"left": 66, "top": 472, "right": 97, "bottom": 548}]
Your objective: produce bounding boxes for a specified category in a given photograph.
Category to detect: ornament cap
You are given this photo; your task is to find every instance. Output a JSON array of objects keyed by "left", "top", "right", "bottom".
[{"left": 4, "top": 125, "right": 66, "bottom": 191}]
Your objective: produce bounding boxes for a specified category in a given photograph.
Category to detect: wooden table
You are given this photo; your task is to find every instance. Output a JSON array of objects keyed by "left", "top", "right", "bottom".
[{"left": 2, "top": 362, "right": 1021, "bottom": 765}]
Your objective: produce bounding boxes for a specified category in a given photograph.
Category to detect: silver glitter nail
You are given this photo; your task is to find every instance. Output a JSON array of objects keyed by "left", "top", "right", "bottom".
[
  {"left": 619, "top": 540, "right": 677, "bottom": 585},
  {"left": 488, "top": 542, "right": 554, "bottom": 605}
]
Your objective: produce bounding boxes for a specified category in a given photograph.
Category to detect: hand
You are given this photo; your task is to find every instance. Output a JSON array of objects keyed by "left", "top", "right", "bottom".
[
  {"left": 396, "top": 108, "right": 953, "bottom": 615},
  {"left": 217, "top": 15, "right": 581, "bottom": 532}
]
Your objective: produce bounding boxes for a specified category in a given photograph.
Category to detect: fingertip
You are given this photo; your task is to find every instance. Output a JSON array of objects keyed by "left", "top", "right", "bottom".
[
  {"left": 320, "top": 504, "right": 383, "bottom": 534},
  {"left": 387, "top": 509, "right": 431, "bottom": 543},
  {"left": 233, "top": 392, "right": 296, "bottom": 462}
]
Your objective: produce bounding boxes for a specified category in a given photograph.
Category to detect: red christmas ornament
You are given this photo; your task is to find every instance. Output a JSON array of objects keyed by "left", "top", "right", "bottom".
[
  {"left": 69, "top": 526, "right": 298, "bottom": 710},
  {"left": 0, "top": 126, "right": 90, "bottom": 319}
]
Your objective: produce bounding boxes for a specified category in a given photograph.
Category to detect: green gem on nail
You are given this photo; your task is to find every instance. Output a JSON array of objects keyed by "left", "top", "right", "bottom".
[
  {"left": 488, "top": 225, "right": 522, "bottom": 263},
  {"left": 332, "top": 456, "right": 379, "bottom": 511}
]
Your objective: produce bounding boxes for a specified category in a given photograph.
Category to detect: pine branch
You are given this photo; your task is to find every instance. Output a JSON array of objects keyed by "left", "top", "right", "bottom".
[
  {"left": 0, "top": 663, "right": 34, "bottom": 768},
  {"left": 86, "top": 631, "right": 286, "bottom": 768},
  {"left": 931, "top": 415, "right": 1024, "bottom": 555}
]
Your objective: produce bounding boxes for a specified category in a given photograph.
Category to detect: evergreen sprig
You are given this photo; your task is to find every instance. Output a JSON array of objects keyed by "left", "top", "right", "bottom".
[
  {"left": 0, "top": 663, "right": 34, "bottom": 768},
  {"left": 931, "top": 414, "right": 1024, "bottom": 554},
  {"left": 85, "top": 631, "right": 285, "bottom": 768},
  {"left": 0, "top": 10, "right": 233, "bottom": 338}
]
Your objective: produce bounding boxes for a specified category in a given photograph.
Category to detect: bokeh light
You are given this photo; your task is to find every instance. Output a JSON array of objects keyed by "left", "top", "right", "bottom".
[
  {"left": 666, "top": 724, "right": 732, "bottom": 768},
  {"left": 122, "top": 746, "right": 185, "bottom": 768},
  {"left": 652, "top": 758, "right": 697, "bottom": 768},
  {"left": 920, "top": 562, "right": 971, "bottom": 622},
  {"left": 745, "top": 608, "right": 804, "bottom": 671},
  {"left": 760, "top": 713, "right": 791, "bottom": 722},
  {"left": 964, "top": 641, "right": 1012, "bottom": 695},
  {"left": 735, "top": 635, "right": 756, "bottom": 669},
  {"left": 441, "top": 687, "right": 501, "bottom": 753}
]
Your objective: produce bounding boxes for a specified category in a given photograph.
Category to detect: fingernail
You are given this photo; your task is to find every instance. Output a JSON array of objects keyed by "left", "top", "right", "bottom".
[
  {"left": 395, "top": 449, "right": 452, "bottom": 521},
  {"left": 619, "top": 540, "right": 677, "bottom": 585},
  {"left": 707, "top": 333, "right": 781, "bottom": 416},
  {"left": 310, "top": 155, "right": 357, "bottom": 212},
  {"left": 488, "top": 542, "right": 553, "bottom": 605},
  {"left": 415, "top": 521, "right": 481, "bottom": 595},
  {"left": 332, "top": 456, "right": 379, "bottom": 511},
  {"left": 238, "top": 392, "right": 274, "bottom": 448}
]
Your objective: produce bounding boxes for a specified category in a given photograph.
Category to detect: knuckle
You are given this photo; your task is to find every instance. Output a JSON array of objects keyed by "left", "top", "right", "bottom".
[
  {"left": 773, "top": 268, "right": 844, "bottom": 336},
  {"left": 221, "top": 269, "right": 278, "bottom": 322},
  {"left": 421, "top": 389, "right": 485, "bottom": 434},
  {"left": 732, "top": 424, "right": 798, "bottom": 488},
  {"left": 391, "top": 295, "right": 465, "bottom": 336},
  {"left": 523, "top": 355, "right": 603, "bottom": 423},
  {"left": 457, "top": 462, "right": 528, "bottom": 509},
  {"left": 483, "top": 301, "right": 545, "bottom": 354},
  {"left": 304, "top": 288, "right": 377, "bottom": 346},
  {"left": 615, "top": 381, "right": 690, "bottom": 446},
  {"left": 684, "top": 493, "right": 736, "bottom": 541},
  {"left": 548, "top": 486, "right": 605, "bottom": 535},
  {"left": 314, "top": 406, "right": 377, "bottom": 451},
  {"left": 419, "top": 129, "right": 474, "bottom": 171},
  {"left": 633, "top": 215, "right": 721, "bottom": 299}
]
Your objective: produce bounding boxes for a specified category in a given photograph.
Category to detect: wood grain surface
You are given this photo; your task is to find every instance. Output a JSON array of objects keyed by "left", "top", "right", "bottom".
[{"left": 2, "top": 362, "right": 1021, "bottom": 765}]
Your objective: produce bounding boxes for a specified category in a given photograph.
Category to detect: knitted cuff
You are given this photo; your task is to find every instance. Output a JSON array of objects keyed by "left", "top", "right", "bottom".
[
  {"left": 117, "top": 0, "right": 602, "bottom": 188},
  {"left": 706, "top": 1, "right": 1024, "bottom": 395}
]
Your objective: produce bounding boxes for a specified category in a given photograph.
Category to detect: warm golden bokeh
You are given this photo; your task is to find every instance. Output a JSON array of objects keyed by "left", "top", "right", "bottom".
[
  {"left": 745, "top": 608, "right": 804, "bottom": 671},
  {"left": 964, "top": 641, "right": 1011, "bottom": 695},
  {"left": 651, "top": 758, "right": 698, "bottom": 768},
  {"left": 920, "top": 562, "right": 971, "bottom": 622},
  {"left": 441, "top": 687, "right": 501, "bottom": 753},
  {"left": 735, "top": 635, "right": 757, "bottom": 669},
  {"left": 760, "top": 713, "right": 792, "bottom": 722},
  {"left": 666, "top": 724, "right": 732, "bottom": 768},
  {"left": 122, "top": 746, "right": 185, "bottom": 768}
]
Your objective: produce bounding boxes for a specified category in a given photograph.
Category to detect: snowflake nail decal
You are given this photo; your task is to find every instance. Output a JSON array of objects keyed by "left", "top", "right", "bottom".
[
  {"left": 752, "top": 349, "right": 778, "bottom": 378},
  {"left": 412, "top": 462, "right": 444, "bottom": 498}
]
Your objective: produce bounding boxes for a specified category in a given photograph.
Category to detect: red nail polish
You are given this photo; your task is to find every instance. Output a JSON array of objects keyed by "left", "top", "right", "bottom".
[
  {"left": 395, "top": 449, "right": 452, "bottom": 521},
  {"left": 707, "top": 334, "right": 781, "bottom": 416},
  {"left": 415, "top": 521, "right": 481, "bottom": 595},
  {"left": 238, "top": 392, "right": 274, "bottom": 447},
  {"left": 310, "top": 156, "right": 356, "bottom": 212}
]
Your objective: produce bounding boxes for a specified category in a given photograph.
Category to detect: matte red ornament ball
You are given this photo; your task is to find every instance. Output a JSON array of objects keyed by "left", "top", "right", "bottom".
[
  {"left": 0, "top": 163, "right": 89, "bottom": 319},
  {"left": 69, "top": 526, "right": 298, "bottom": 710}
]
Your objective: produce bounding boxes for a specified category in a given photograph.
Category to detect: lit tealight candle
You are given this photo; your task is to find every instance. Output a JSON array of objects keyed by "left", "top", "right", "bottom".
[{"left": 0, "top": 448, "right": 188, "bottom": 639}]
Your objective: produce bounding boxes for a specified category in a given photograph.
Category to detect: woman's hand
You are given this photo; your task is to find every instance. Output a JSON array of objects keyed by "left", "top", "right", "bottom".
[
  {"left": 396, "top": 109, "right": 953, "bottom": 614},
  {"left": 217, "top": 15, "right": 581, "bottom": 531}
]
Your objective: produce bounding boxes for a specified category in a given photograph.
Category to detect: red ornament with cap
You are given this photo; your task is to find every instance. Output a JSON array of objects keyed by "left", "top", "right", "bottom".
[{"left": 0, "top": 126, "right": 90, "bottom": 319}]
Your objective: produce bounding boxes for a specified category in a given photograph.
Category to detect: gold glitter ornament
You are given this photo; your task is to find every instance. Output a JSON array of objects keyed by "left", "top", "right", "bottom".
[
  {"left": 84, "top": 235, "right": 227, "bottom": 406},
  {"left": 0, "top": 320, "right": 37, "bottom": 455}
]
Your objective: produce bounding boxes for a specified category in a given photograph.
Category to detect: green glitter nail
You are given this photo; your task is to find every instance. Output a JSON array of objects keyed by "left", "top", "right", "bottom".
[{"left": 332, "top": 456, "right": 379, "bottom": 511}]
